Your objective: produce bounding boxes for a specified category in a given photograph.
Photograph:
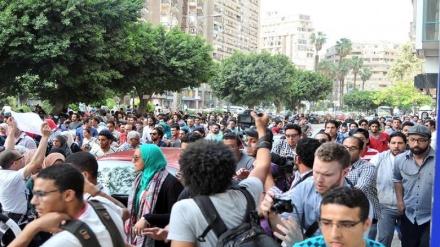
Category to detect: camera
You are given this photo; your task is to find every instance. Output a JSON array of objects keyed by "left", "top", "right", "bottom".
[
  {"left": 237, "top": 110, "right": 263, "bottom": 129},
  {"left": 84, "top": 144, "right": 91, "bottom": 151},
  {"left": 271, "top": 153, "right": 296, "bottom": 174},
  {"left": 270, "top": 196, "right": 293, "bottom": 214}
]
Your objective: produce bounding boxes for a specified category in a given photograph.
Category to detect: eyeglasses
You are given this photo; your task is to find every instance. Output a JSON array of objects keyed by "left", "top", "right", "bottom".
[
  {"left": 150, "top": 133, "right": 158, "bottom": 135},
  {"left": 408, "top": 138, "right": 429, "bottom": 144},
  {"left": 343, "top": 146, "right": 360, "bottom": 152},
  {"left": 14, "top": 156, "right": 24, "bottom": 162},
  {"left": 318, "top": 219, "right": 364, "bottom": 230},
  {"left": 132, "top": 155, "right": 141, "bottom": 162},
  {"left": 317, "top": 138, "right": 328, "bottom": 143},
  {"left": 285, "top": 134, "right": 299, "bottom": 139},
  {"left": 32, "top": 189, "right": 59, "bottom": 201}
]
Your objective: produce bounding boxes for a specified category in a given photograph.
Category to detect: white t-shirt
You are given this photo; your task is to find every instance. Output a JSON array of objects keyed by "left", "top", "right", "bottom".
[
  {"left": 0, "top": 168, "right": 27, "bottom": 214},
  {"left": 83, "top": 184, "right": 123, "bottom": 218},
  {"left": 168, "top": 177, "right": 263, "bottom": 246},
  {"left": 41, "top": 201, "right": 126, "bottom": 247}
]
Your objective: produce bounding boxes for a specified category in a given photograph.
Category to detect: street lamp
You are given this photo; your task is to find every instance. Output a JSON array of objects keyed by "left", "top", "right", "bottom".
[{"left": 192, "top": 13, "right": 222, "bottom": 112}]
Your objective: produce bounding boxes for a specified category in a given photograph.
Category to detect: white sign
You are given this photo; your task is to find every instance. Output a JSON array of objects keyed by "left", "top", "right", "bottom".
[{"left": 11, "top": 111, "right": 44, "bottom": 135}]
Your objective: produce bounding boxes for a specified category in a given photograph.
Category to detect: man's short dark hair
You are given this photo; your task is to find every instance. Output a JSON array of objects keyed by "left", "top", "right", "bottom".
[
  {"left": 368, "top": 119, "right": 380, "bottom": 127},
  {"left": 170, "top": 123, "right": 180, "bottom": 130},
  {"left": 358, "top": 119, "right": 368, "bottom": 126},
  {"left": 229, "top": 119, "right": 236, "bottom": 124},
  {"left": 389, "top": 132, "right": 407, "bottom": 143},
  {"left": 296, "top": 138, "right": 322, "bottom": 169},
  {"left": 0, "top": 150, "right": 20, "bottom": 169},
  {"left": 65, "top": 152, "right": 99, "bottom": 179},
  {"left": 343, "top": 136, "right": 364, "bottom": 151},
  {"left": 349, "top": 122, "right": 359, "bottom": 128},
  {"left": 181, "top": 132, "right": 203, "bottom": 144},
  {"left": 154, "top": 126, "right": 164, "bottom": 138},
  {"left": 325, "top": 120, "right": 340, "bottom": 129},
  {"left": 401, "top": 121, "right": 414, "bottom": 129},
  {"left": 349, "top": 128, "right": 370, "bottom": 140},
  {"left": 222, "top": 132, "right": 241, "bottom": 147},
  {"left": 179, "top": 140, "right": 235, "bottom": 195},
  {"left": 321, "top": 187, "right": 370, "bottom": 222},
  {"left": 284, "top": 123, "right": 302, "bottom": 135},
  {"left": 106, "top": 120, "right": 115, "bottom": 127},
  {"left": 37, "top": 164, "right": 84, "bottom": 200},
  {"left": 426, "top": 119, "right": 436, "bottom": 129},
  {"left": 316, "top": 130, "right": 331, "bottom": 141}
]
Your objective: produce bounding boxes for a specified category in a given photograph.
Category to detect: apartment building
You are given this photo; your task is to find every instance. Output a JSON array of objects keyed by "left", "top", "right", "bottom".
[
  {"left": 260, "top": 13, "right": 315, "bottom": 70},
  {"left": 323, "top": 41, "right": 401, "bottom": 91},
  {"left": 144, "top": 0, "right": 260, "bottom": 109}
]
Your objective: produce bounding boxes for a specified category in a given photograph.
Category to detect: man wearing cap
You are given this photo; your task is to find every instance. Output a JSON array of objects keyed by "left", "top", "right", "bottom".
[
  {"left": 90, "top": 130, "right": 118, "bottom": 158},
  {"left": 393, "top": 125, "right": 434, "bottom": 247}
]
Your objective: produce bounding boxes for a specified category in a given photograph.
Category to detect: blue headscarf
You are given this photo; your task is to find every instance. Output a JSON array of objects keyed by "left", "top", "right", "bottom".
[
  {"left": 135, "top": 144, "right": 167, "bottom": 205},
  {"left": 158, "top": 122, "right": 171, "bottom": 140}
]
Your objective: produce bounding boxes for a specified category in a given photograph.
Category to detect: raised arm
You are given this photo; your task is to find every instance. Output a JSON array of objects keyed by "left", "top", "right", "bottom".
[
  {"left": 24, "top": 122, "right": 51, "bottom": 178},
  {"left": 247, "top": 112, "right": 270, "bottom": 183},
  {"left": 4, "top": 117, "right": 18, "bottom": 150}
]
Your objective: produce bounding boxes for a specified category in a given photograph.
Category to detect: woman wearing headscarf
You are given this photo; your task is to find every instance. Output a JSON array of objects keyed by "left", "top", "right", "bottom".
[
  {"left": 52, "top": 134, "right": 72, "bottom": 156},
  {"left": 125, "top": 144, "right": 183, "bottom": 247},
  {"left": 61, "top": 131, "right": 81, "bottom": 153}
]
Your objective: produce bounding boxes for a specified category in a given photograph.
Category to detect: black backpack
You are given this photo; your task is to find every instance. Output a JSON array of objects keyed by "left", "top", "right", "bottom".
[
  {"left": 60, "top": 200, "right": 125, "bottom": 247},
  {"left": 193, "top": 187, "right": 281, "bottom": 247}
]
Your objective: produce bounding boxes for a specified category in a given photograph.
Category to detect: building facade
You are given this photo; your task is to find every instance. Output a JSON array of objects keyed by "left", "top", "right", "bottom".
[
  {"left": 323, "top": 41, "right": 401, "bottom": 91},
  {"left": 143, "top": 0, "right": 260, "bottom": 110},
  {"left": 259, "top": 13, "right": 315, "bottom": 70}
]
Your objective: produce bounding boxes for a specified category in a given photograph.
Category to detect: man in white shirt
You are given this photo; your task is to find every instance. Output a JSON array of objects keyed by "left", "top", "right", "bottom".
[
  {"left": 9, "top": 164, "right": 127, "bottom": 247},
  {"left": 0, "top": 118, "right": 51, "bottom": 245}
]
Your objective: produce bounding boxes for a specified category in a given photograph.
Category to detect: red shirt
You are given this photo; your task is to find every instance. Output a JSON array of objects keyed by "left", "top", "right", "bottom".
[{"left": 369, "top": 132, "right": 389, "bottom": 153}]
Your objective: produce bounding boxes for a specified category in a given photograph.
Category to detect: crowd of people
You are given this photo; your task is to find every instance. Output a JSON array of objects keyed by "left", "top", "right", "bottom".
[{"left": 0, "top": 105, "right": 435, "bottom": 247}]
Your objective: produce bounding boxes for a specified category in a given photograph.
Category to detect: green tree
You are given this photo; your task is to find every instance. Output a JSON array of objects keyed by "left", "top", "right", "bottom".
[
  {"left": 335, "top": 38, "right": 353, "bottom": 104},
  {"left": 375, "top": 82, "right": 432, "bottom": 110},
  {"left": 210, "top": 52, "right": 295, "bottom": 111},
  {"left": 310, "top": 32, "right": 327, "bottom": 71},
  {"left": 359, "top": 67, "right": 373, "bottom": 90},
  {"left": 0, "top": 0, "right": 141, "bottom": 114},
  {"left": 336, "top": 59, "right": 352, "bottom": 105},
  {"left": 343, "top": 91, "right": 379, "bottom": 112},
  {"left": 117, "top": 23, "right": 215, "bottom": 113},
  {"left": 282, "top": 70, "right": 333, "bottom": 112},
  {"left": 350, "top": 56, "right": 363, "bottom": 88},
  {"left": 388, "top": 43, "right": 423, "bottom": 83},
  {"left": 318, "top": 60, "right": 337, "bottom": 78}
]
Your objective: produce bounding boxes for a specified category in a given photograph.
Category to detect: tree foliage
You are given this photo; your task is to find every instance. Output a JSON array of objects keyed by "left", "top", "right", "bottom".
[
  {"left": 374, "top": 82, "right": 432, "bottom": 110},
  {"left": 282, "top": 70, "right": 333, "bottom": 112},
  {"left": 118, "top": 23, "right": 216, "bottom": 113},
  {"left": 343, "top": 91, "right": 379, "bottom": 112},
  {"left": 209, "top": 52, "right": 295, "bottom": 109},
  {"left": 310, "top": 31, "right": 327, "bottom": 71},
  {"left": 0, "top": 0, "right": 142, "bottom": 113},
  {"left": 388, "top": 43, "right": 423, "bottom": 83},
  {"left": 359, "top": 67, "right": 373, "bottom": 91}
]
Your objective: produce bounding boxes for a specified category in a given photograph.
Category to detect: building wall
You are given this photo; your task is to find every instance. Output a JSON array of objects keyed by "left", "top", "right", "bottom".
[
  {"left": 323, "top": 41, "right": 401, "bottom": 91},
  {"left": 259, "top": 14, "right": 315, "bottom": 70}
]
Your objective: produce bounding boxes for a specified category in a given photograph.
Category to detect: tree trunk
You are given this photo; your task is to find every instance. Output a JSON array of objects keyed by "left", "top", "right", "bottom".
[
  {"left": 51, "top": 100, "right": 72, "bottom": 115},
  {"left": 172, "top": 92, "right": 182, "bottom": 112},
  {"left": 362, "top": 80, "right": 366, "bottom": 91},
  {"left": 273, "top": 99, "right": 283, "bottom": 115},
  {"left": 339, "top": 78, "right": 345, "bottom": 108},
  {"left": 353, "top": 73, "right": 357, "bottom": 89},
  {"left": 137, "top": 88, "right": 153, "bottom": 114},
  {"left": 314, "top": 54, "right": 319, "bottom": 71}
]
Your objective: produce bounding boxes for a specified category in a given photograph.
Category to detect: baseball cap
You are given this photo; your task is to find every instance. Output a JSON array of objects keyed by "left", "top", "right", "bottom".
[{"left": 407, "top": 125, "right": 431, "bottom": 138}]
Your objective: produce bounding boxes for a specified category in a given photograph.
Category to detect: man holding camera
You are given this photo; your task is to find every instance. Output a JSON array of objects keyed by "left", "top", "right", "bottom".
[{"left": 261, "top": 142, "right": 355, "bottom": 239}]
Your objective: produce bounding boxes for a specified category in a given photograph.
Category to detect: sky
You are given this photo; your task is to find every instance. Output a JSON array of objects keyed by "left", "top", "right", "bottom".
[{"left": 260, "top": 0, "right": 414, "bottom": 50}]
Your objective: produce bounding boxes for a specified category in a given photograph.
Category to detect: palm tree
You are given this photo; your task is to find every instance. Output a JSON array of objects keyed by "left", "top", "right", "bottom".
[
  {"left": 337, "top": 59, "right": 351, "bottom": 104},
  {"left": 335, "top": 38, "right": 352, "bottom": 105},
  {"left": 351, "top": 56, "right": 363, "bottom": 88},
  {"left": 360, "top": 67, "right": 373, "bottom": 90},
  {"left": 310, "top": 32, "right": 327, "bottom": 71}
]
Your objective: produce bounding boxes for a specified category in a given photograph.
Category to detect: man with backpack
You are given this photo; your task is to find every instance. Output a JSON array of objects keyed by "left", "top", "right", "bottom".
[
  {"left": 167, "top": 112, "right": 278, "bottom": 246},
  {"left": 9, "top": 164, "right": 127, "bottom": 247}
]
